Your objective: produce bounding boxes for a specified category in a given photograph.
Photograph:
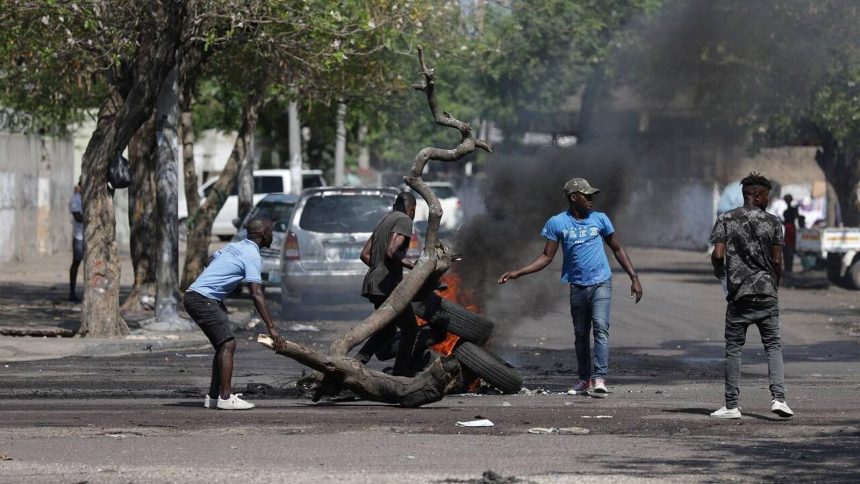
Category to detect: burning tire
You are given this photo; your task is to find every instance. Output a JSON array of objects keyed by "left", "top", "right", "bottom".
[
  {"left": 413, "top": 294, "right": 494, "bottom": 345},
  {"left": 452, "top": 342, "right": 523, "bottom": 394}
]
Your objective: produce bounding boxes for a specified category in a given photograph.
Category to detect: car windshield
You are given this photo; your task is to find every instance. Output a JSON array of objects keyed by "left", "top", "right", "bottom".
[
  {"left": 429, "top": 185, "right": 456, "bottom": 199},
  {"left": 247, "top": 200, "right": 295, "bottom": 226},
  {"left": 299, "top": 194, "right": 393, "bottom": 233}
]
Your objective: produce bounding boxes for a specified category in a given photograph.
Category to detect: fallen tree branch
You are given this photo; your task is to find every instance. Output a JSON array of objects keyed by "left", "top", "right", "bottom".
[
  {"left": 261, "top": 47, "right": 490, "bottom": 406},
  {"left": 258, "top": 335, "right": 465, "bottom": 407}
]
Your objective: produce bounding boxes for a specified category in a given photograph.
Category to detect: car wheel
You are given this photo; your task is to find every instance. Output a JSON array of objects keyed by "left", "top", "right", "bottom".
[
  {"left": 826, "top": 252, "right": 846, "bottom": 287},
  {"left": 452, "top": 342, "right": 522, "bottom": 394},
  {"left": 847, "top": 258, "right": 860, "bottom": 290},
  {"left": 413, "top": 294, "right": 494, "bottom": 345}
]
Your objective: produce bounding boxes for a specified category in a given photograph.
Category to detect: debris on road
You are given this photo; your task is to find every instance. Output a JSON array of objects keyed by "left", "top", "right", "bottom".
[
  {"left": 0, "top": 454, "right": 13, "bottom": 461},
  {"left": 581, "top": 415, "right": 613, "bottom": 419},
  {"left": 287, "top": 323, "right": 320, "bottom": 332},
  {"left": 456, "top": 418, "right": 494, "bottom": 427},
  {"left": 528, "top": 427, "right": 590, "bottom": 435}
]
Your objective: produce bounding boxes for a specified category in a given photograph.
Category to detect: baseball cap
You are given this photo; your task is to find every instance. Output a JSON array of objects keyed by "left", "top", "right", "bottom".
[{"left": 563, "top": 178, "right": 599, "bottom": 196}]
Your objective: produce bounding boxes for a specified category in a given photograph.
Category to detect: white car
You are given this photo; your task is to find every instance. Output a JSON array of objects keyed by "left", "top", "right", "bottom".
[
  {"left": 179, "top": 169, "right": 326, "bottom": 240},
  {"left": 412, "top": 181, "right": 463, "bottom": 231}
]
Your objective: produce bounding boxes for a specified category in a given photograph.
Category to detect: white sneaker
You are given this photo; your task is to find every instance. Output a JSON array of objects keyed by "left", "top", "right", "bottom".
[
  {"left": 771, "top": 399, "right": 794, "bottom": 418},
  {"left": 710, "top": 406, "right": 742, "bottom": 419},
  {"left": 217, "top": 393, "right": 255, "bottom": 410},
  {"left": 203, "top": 394, "right": 218, "bottom": 409},
  {"left": 592, "top": 378, "right": 609, "bottom": 395}
]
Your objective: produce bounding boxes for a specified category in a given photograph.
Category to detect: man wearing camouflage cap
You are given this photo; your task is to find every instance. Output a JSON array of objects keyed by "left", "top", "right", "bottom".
[{"left": 499, "top": 177, "right": 643, "bottom": 396}]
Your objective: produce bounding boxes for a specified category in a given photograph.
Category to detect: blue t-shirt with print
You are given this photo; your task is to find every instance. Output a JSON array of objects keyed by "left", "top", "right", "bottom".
[
  {"left": 541, "top": 210, "right": 615, "bottom": 286},
  {"left": 188, "top": 239, "right": 263, "bottom": 301}
]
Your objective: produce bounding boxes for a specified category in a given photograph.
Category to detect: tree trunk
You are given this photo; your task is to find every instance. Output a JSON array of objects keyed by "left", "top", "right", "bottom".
[
  {"left": 79, "top": 1, "right": 183, "bottom": 337},
  {"left": 357, "top": 124, "right": 370, "bottom": 171},
  {"left": 576, "top": 63, "right": 607, "bottom": 144},
  {"left": 181, "top": 92, "right": 264, "bottom": 287},
  {"left": 154, "top": 66, "right": 181, "bottom": 321},
  {"left": 815, "top": 131, "right": 860, "bottom": 226},
  {"left": 178, "top": 65, "right": 200, "bottom": 290},
  {"left": 121, "top": 113, "right": 158, "bottom": 313},
  {"left": 334, "top": 102, "right": 347, "bottom": 186},
  {"left": 237, "top": 136, "right": 254, "bottom": 224},
  {"left": 288, "top": 100, "right": 303, "bottom": 194}
]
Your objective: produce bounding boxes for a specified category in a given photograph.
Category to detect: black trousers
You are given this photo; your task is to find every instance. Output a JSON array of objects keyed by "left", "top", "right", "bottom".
[{"left": 355, "top": 294, "right": 419, "bottom": 376}]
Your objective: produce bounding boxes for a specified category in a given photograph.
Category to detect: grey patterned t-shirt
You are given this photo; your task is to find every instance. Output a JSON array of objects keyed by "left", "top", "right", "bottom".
[{"left": 710, "top": 206, "right": 784, "bottom": 301}]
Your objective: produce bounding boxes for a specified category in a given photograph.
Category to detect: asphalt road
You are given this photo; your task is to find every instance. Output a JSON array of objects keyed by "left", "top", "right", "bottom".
[{"left": 1, "top": 248, "right": 858, "bottom": 483}]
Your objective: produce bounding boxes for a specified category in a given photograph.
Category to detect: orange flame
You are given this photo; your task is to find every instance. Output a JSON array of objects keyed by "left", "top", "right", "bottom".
[{"left": 426, "top": 268, "right": 481, "bottom": 356}]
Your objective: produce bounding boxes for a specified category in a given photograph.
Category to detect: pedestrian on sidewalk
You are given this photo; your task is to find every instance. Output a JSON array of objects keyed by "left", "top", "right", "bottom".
[
  {"left": 498, "top": 178, "right": 643, "bottom": 396},
  {"left": 68, "top": 179, "right": 83, "bottom": 302},
  {"left": 184, "top": 218, "right": 285, "bottom": 410},
  {"left": 355, "top": 191, "right": 420, "bottom": 376},
  {"left": 710, "top": 172, "right": 794, "bottom": 419}
]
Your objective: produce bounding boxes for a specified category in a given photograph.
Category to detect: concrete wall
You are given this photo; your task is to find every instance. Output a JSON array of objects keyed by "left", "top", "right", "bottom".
[
  {"left": 0, "top": 133, "right": 75, "bottom": 262},
  {"left": 617, "top": 178, "right": 719, "bottom": 251}
]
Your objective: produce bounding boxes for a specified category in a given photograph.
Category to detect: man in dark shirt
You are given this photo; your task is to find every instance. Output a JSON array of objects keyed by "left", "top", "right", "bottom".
[
  {"left": 781, "top": 194, "right": 799, "bottom": 272},
  {"left": 710, "top": 172, "right": 793, "bottom": 419},
  {"left": 355, "top": 191, "right": 419, "bottom": 376}
]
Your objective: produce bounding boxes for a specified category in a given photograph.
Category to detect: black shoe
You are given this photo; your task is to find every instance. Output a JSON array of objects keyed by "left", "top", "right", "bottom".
[{"left": 69, "top": 294, "right": 81, "bottom": 303}]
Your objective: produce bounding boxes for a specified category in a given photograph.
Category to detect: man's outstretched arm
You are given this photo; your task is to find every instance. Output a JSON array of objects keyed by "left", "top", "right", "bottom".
[{"left": 498, "top": 240, "right": 559, "bottom": 284}]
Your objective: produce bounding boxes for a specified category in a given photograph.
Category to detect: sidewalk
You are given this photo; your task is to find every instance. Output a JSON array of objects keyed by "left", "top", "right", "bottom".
[{"left": 0, "top": 249, "right": 211, "bottom": 362}]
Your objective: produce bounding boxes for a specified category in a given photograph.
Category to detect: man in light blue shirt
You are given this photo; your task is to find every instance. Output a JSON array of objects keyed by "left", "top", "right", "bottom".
[
  {"left": 185, "top": 218, "right": 284, "bottom": 410},
  {"left": 499, "top": 178, "right": 643, "bottom": 396}
]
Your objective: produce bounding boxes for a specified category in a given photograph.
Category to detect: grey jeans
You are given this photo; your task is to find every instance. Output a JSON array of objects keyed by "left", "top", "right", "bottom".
[{"left": 724, "top": 298, "right": 785, "bottom": 408}]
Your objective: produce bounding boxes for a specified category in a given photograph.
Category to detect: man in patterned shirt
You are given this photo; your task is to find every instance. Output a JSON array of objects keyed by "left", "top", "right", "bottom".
[{"left": 710, "top": 172, "right": 794, "bottom": 419}]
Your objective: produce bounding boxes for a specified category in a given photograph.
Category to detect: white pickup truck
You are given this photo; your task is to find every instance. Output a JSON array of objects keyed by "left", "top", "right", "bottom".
[{"left": 797, "top": 227, "right": 860, "bottom": 288}]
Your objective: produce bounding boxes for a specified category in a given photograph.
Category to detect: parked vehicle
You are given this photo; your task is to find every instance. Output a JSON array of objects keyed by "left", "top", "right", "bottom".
[
  {"left": 230, "top": 193, "right": 299, "bottom": 287},
  {"left": 797, "top": 227, "right": 860, "bottom": 289},
  {"left": 412, "top": 181, "right": 463, "bottom": 232},
  {"left": 180, "top": 169, "right": 326, "bottom": 241},
  {"left": 280, "top": 187, "right": 423, "bottom": 308}
]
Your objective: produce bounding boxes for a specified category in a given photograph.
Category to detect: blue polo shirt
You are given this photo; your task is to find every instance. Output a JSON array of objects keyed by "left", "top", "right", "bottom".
[
  {"left": 541, "top": 210, "right": 614, "bottom": 286},
  {"left": 188, "top": 239, "right": 263, "bottom": 301}
]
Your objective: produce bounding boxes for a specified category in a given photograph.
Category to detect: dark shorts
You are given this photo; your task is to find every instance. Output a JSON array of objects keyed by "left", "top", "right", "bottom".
[
  {"left": 72, "top": 239, "right": 84, "bottom": 262},
  {"left": 183, "top": 290, "right": 234, "bottom": 348}
]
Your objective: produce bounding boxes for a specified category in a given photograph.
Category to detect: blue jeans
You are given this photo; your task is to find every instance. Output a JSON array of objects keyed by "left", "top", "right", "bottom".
[{"left": 570, "top": 279, "right": 612, "bottom": 381}]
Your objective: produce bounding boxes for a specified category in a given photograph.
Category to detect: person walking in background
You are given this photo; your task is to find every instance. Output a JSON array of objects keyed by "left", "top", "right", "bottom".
[
  {"left": 184, "top": 218, "right": 284, "bottom": 410},
  {"left": 710, "top": 172, "right": 793, "bottom": 420},
  {"left": 498, "top": 178, "right": 643, "bottom": 397},
  {"left": 68, "top": 179, "right": 83, "bottom": 302},
  {"left": 781, "top": 194, "right": 798, "bottom": 273}
]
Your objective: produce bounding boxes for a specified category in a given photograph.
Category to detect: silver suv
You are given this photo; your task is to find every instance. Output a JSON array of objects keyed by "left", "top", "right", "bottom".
[{"left": 280, "top": 187, "right": 422, "bottom": 307}]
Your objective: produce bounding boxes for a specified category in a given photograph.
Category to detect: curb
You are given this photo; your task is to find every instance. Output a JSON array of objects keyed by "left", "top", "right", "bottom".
[{"left": 0, "top": 334, "right": 210, "bottom": 363}]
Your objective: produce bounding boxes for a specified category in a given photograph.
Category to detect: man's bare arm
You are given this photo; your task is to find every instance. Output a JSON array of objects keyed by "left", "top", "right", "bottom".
[
  {"left": 711, "top": 242, "right": 727, "bottom": 278},
  {"left": 360, "top": 237, "right": 373, "bottom": 267},
  {"left": 771, "top": 245, "right": 783, "bottom": 286},
  {"left": 248, "top": 282, "right": 284, "bottom": 347},
  {"left": 498, "top": 240, "right": 559, "bottom": 284},
  {"left": 605, "top": 233, "right": 643, "bottom": 303},
  {"left": 386, "top": 232, "right": 414, "bottom": 270}
]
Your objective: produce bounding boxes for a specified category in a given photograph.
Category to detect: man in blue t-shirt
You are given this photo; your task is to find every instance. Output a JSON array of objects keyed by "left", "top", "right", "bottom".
[
  {"left": 184, "top": 218, "right": 284, "bottom": 410},
  {"left": 499, "top": 178, "right": 643, "bottom": 396}
]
